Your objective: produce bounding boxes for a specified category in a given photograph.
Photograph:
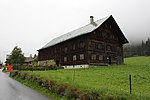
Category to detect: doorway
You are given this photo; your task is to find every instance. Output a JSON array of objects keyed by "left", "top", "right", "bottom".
[
  {"left": 56, "top": 60, "right": 60, "bottom": 67},
  {"left": 108, "top": 56, "right": 111, "bottom": 65}
]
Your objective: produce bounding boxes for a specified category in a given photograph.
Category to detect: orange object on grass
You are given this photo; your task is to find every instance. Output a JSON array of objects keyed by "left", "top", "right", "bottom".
[{"left": 8, "top": 64, "right": 12, "bottom": 72}]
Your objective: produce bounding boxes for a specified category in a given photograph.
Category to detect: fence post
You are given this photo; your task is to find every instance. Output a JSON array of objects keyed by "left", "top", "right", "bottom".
[
  {"left": 129, "top": 75, "right": 132, "bottom": 95},
  {"left": 73, "top": 65, "right": 75, "bottom": 81}
]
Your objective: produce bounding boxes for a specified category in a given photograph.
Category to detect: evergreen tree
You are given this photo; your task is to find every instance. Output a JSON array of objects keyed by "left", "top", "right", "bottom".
[
  {"left": 145, "top": 37, "right": 150, "bottom": 55},
  {"left": 124, "top": 37, "right": 150, "bottom": 57}
]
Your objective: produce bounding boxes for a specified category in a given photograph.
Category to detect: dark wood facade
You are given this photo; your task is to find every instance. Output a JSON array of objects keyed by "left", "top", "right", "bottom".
[{"left": 38, "top": 15, "right": 128, "bottom": 67}]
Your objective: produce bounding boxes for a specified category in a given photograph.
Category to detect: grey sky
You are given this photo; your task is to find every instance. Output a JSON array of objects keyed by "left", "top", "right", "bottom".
[{"left": 0, "top": 0, "right": 150, "bottom": 63}]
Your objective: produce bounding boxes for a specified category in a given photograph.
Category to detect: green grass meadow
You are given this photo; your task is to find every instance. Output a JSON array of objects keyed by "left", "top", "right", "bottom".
[{"left": 26, "top": 56, "right": 150, "bottom": 99}]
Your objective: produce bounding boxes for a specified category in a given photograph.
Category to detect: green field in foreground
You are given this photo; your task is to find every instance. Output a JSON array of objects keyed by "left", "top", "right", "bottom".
[{"left": 26, "top": 56, "right": 150, "bottom": 99}]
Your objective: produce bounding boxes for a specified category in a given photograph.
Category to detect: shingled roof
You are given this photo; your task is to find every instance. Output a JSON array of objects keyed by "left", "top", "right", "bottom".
[{"left": 39, "top": 15, "right": 128, "bottom": 50}]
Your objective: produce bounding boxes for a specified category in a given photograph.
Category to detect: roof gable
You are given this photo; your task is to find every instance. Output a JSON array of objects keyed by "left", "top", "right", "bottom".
[{"left": 107, "top": 16, "right": 129, "bottom": 44}]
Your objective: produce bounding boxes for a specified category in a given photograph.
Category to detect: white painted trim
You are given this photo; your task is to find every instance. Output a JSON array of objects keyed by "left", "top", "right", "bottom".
[{"left": 63, "top": 64, "right": 89, "bottom": 69}]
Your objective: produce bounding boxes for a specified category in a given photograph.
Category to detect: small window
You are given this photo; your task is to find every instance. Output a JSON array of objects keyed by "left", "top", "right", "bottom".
[
  {"left": 91, "top": 54, "right": 96, "bottom": 60},
  {"left": 73, "top": 44, "right": 76, "bottom": 50},
  {"left": 73, "top": 55, "right": 77, "bottom": 61},
  {"left": 64, "top": 57, "right": 67, "bottom": 62},
  {"left": 80, "top": 54, "right": 84, "bottom": 60},
  {"left": 91, "top": 42, "right": 96, "bottom": 49},
  {"left": 102, "top": 32, "right": 107, "bottom": 38},
  {"left": 95, "top": 43, "right": 98, "bottom": 49},
  {"left": 98, "top": 44, "right": 102, "bottom": 49},
  {"left": 64, "top": 47, "right": 67, "bottom": 53},
  {"left": 79, "top": 41, "right": 85, "bottom": 48},
  {"left": 99, "top": 55, "right": 103, "bottom": 60},
  {"left": 107, "top": 45, "right": 111, "bottom": 51}
]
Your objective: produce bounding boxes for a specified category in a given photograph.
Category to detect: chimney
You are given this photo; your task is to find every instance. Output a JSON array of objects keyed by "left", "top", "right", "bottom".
[{"left": 90, "top": 16, "right": 94, "bottom": 24}]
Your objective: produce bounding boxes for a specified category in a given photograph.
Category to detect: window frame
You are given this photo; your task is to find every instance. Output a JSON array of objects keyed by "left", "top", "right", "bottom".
[
  {"left": 80, "top": 54, "right": 84, "bottom": 60},
  {"left": 64, "top": 57, "right": 67, "bottom": 62},
  {"left": 73, "top": 55, "right": 77, "bottom": 61},
  {"left": 91, "top": 54, "right": 96, "bottom": 60}
]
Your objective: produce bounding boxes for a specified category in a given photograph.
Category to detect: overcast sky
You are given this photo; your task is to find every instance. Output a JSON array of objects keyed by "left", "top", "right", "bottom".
[{"left": 0, "top": 0, "right": 150, "bottom": 63}]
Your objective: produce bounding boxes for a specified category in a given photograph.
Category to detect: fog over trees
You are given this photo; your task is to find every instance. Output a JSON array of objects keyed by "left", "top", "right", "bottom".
[{"left": 124, "top": 37, "right": 150, "bottom": 57}]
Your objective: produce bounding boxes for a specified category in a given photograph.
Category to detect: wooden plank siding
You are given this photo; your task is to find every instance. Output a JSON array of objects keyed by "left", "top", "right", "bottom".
[{"left": 38, "top": 16, "right": 128, "bottom": 67}]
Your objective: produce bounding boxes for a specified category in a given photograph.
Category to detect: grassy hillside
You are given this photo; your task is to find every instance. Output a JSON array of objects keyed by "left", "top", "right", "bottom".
[{"left": 26, "top": 56, "right": 150, "bottom": 99}]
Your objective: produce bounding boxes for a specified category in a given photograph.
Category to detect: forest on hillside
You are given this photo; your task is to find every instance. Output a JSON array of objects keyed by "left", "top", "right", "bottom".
[{"left": 124, "top": 38, "right": 150, "bottom": 57}]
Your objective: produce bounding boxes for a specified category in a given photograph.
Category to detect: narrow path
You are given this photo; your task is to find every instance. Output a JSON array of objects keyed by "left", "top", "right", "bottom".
[{"left": 0, "top": 69, "right": 52, "bottom": 100}]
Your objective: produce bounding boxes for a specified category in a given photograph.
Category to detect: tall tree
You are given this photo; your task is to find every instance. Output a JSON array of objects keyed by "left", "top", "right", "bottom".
[
  {"left": 8, "top": 46, "right": 25, "bottom": 65},
  {"left": 146, "top": 37, "right": 150, "bottom": 55}
]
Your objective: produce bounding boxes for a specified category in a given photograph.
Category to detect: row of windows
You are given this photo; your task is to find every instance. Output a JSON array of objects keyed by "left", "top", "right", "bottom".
[
  {"left": 106, "top": 45, "right": 117, "bottom": 52},
  {"left": 90, "top": 42, "right": 117, "bottom": 52},
  {"left": 63, "top": 41, "right": 85, "bottom": 53},
  {"left": 48, "top": 41, "right": 85, "bottom": 54},
  {"left": 91, "top": 42, "right": 104, "bottom": 50},
  {"left": 64, "top": 54, "right": 84, "bottom": 62},
  {"left": 91, "top": 54, "right": 104, "bottom": 61},
  {"left": 91, "top": 54, "right": 118, "bottom": 61},
  {"left": 103, "top": 32, "right": 118, "bottom": 40},
  {"left": 105, "top": 23, "right": 112, "bottom": 29},
  {"left": 64, "top": 54, "right": 105, "bottom": 62},
  {"left": 64, "top": 54, "right": 118, "bottom": 62},
  {"left": 93, "top": 30, "right": 119, "bottom": 41},
  {"left": 71, "top": 41, "right": 85, "bottom": 50}
]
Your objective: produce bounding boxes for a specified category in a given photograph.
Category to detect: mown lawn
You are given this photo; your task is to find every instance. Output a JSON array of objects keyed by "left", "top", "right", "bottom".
[{"left": 26, "top": 56, "right": 150, "bottom": 99}]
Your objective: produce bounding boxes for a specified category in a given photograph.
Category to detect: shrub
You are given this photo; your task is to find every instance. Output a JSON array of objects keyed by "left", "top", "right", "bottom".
[
  {"left": 10, "top": 70, "right": 19, "bottom": 77},
  {"left": 56, "top": 84, "right": 69, "bottom": 95},
  {"left": 20, "top": 72, "right": 28, "bottom": 80},
  {"left": 10, "top": 71, "right": 122, "bottom": 100},
  {"left": 45, "top": 60, "right": 57, "bottom": 67},
  {"left": 78, "top": 93, "right": 89, "bottom": 100},
  {"left": 32, "top": 76, "right": 39, "bottom": 83},
  {"left": 24, "top": 74, "right": 33, "bottom": 81},
  {"left": 12, "top": 65, "right": 58, "bottom": 71},
  {"left": 40, "top": 77, "right": 48, "bottom": 87},
  {"left": 47, "top": 80, "right": 57, "bottom": 93},
  {"left": 58, "top": 66, "right": 64, "bottom": 69},
  {"left": 88, "top": 92, "right": 101, "bottom": 100},
  {"left": 64, "top": 87, "right": 82, "bottom": 100},
  {"left": 34, "top": 77, "right": 43, "bottom": 86},
  {"left": 17, "top": 71, "right": 22, "bottom": 78}
]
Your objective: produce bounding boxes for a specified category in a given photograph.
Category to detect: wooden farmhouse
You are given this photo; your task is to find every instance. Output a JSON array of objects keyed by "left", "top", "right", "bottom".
[{"left": 38, "top": 15, "right": 128, "bottom": 68}]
